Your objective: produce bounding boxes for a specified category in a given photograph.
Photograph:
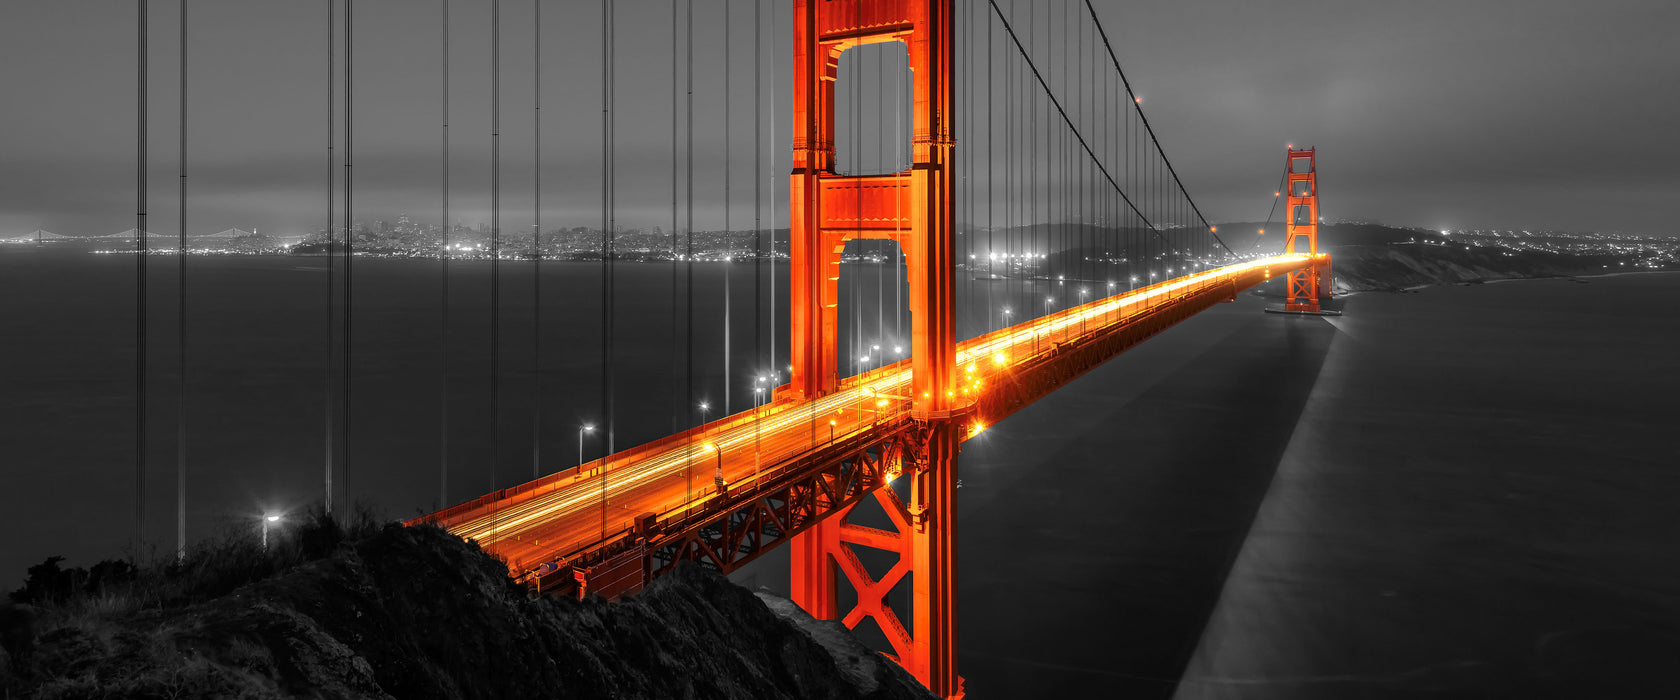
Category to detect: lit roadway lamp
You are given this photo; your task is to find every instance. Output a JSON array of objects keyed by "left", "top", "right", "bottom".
[
  {"left": 698, "top": 400, "right": 711, "bottom": 425},
  {"left": 578, "top": 423, "right": 595, "bottom": 467},
  {"left": 1078, "top": 288, "right": 1089, "bottom": 333},
  {"left": 1001, "top": 307, "right": 1012, "bottom": 331},
  {"left": 261, "top": 512, "right": 282, "bottom": 550}
]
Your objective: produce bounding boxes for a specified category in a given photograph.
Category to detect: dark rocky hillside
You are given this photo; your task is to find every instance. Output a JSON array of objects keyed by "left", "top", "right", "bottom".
[{"left": 2, "top": 523, "right": 934, "bottom": 699}]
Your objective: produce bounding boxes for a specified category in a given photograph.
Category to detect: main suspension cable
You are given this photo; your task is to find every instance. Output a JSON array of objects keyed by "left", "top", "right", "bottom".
[
  {"left": 1080, "top": 0, "right": 1233, "bottom": 257},
  {"left": 986, "top": 0, "right": 1197, "bottom": 267}
]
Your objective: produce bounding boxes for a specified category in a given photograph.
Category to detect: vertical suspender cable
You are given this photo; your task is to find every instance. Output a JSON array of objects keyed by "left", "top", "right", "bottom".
[
  {"left": 768, "top": 0, "right": 777, "bottom": 388},
  {"left": 135, "top": 0, "right": 150, "bottom": 557},
  {"left": 1082, "top": 0, "right": 1231, "bottom": 256},
  {"left": 601, "top": 0, "right": 616, "bottom": 535},
  {"left": 176, "top": 0, "right": 188, "bottom": 562},
  {"left": 753, "top": 0, "right": 762, "bottom": 474},
  {"left": 531, "top": 0, "right": 541, "bottom": 480},
  {"left": 343, "top": 0, "right": 355, "bottom": 512},
  {"left": 989, "top": 0, "right": 1180, "bottom": 268},
  {"left": 1005, "top": 0, "right": 1013, "bottom": 329},
  {"left": 323, "top": 0, "right": 335, "bottom": 516},
  {"left": 439, "top": 0, "right": 450, "bottom": 508},
  {"left": 851, "top": 0, "right": 860, "bottom": 370},
  {"left": 678, "top": 0, "right": 690, "bottom": 498},
  {"left": 490, "top": 0, "right": 501, "bottom": 495},
  {"left": 723, "top": 0, "right": 731, "bottom": 414},
  {"left": 684, "top": 0, "right": 694, "bottom": 437},
  {"left": 753, "top": 0, "right": 762, "bottom": 390},
  {"left": 894, "top": 47, "right": 902, "bottom": 343},
  {"left": 879, "top": 42, "right": 887, "bottom": 347},
  {"left": 669, "top": 0, "right": 680, "bottom": 435}
]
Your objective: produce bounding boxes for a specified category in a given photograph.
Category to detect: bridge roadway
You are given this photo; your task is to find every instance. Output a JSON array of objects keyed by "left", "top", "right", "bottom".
[{"left": 417, "top": 254, "right": 1316, "bottom": 581}]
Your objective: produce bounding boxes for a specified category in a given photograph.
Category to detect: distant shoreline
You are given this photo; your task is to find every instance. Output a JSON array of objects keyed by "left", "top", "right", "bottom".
[{"left": 1323, "top": 268, "right": 1680, "bottom": 299}]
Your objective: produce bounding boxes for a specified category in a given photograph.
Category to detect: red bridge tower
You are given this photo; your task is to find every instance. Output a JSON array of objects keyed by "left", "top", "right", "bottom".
[
  {"left": 1283, "top": 147, "right": 1330, "bottom": 312},
  {"left": 785, "top": 0, "right": 963, "bottom": 696}
]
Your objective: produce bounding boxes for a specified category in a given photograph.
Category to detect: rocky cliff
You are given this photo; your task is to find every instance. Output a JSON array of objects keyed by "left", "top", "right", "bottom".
[{"left": 3, "top": 524, "right": 934, "bottom": 700}]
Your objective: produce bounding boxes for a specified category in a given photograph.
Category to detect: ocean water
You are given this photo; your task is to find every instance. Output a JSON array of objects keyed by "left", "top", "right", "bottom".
[
  {"left": 4, "top": 247, "right": 1676, "bottom": 697},
  {"left": 0, "top": 245, "right": 1038, "bottom": 579},
  {"left": 897, "top": 273, "right": 1674, "bottom": 698}
]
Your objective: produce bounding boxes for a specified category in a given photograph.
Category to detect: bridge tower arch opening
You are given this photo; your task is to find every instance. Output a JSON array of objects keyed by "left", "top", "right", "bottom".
[
  {"left": 836, "top": 237, "right": 912, "bottom": 380},
  {"left": 786, "top": 0, "right": 964, "bottom": 696}
]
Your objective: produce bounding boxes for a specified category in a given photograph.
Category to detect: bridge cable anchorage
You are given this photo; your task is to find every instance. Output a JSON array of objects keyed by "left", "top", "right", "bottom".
[{"left": 1079, "top": 0, "right": 1233, "bottom": 257}]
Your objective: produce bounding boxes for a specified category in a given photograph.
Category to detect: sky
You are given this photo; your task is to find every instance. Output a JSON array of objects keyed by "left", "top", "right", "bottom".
[{"left": 1, "top": 0, "right": 1676, "bottom": 238}]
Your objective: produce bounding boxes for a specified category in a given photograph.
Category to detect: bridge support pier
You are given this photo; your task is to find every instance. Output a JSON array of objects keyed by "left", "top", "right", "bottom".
[{"left": 792, "top": 419, "right": 962, "bottom": 698}]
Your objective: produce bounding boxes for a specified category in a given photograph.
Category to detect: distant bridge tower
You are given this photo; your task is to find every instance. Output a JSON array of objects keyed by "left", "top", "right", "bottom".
[
  {"left": 785, "top": 0, "right": 963, "bottom": 697},
  {"left": 1283, "top": 147, "right": 1329, "bottom": 312}
]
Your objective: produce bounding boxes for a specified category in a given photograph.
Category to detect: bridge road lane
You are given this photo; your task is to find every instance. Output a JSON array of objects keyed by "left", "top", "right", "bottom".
[{"left": 442, "top": 257, "right": 1313, "bottom": 575}]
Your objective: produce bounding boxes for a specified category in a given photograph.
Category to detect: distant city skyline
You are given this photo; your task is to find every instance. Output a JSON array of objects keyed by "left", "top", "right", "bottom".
[{"left": 3, "top": 0, "right": 1677, "bottom": 238}]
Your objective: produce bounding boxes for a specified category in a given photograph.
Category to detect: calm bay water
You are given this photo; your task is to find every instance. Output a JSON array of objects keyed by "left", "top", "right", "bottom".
[{"left": 3, "top": 247, "right": 1676, "bottom": 697}]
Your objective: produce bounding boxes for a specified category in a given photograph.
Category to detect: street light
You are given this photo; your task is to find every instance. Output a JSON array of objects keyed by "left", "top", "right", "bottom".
[
  {"left": 698, "top": 400, "right": 710, "bottom": 425},
  {"left": 578, "top": 423, "right": 595, "bottom": 468},
  {"left": 706, "top": 443, "right": 725, "bottom": 491},
  {"left": 261, "top": 513, "right": 281, "bottom": 550},
  {"left": 1001, "top": 307, "right": 1012, "bottom": 331}
]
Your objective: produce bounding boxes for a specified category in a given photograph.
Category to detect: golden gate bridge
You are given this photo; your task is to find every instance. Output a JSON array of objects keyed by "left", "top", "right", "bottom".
[{"left": 124, "top": 1, "right": 1332, "bottom": 696}]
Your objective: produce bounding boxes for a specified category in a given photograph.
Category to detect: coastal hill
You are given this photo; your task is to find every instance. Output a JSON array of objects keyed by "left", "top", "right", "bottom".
[
  {"left": 1219, "top": 222, "right": 1637, "bottom": 293},
  {"left": 1, "top": 516, "right": 935, "bottom": 699}
]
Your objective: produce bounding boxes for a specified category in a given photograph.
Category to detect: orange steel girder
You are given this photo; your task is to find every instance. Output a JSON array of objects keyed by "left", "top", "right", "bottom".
[
  {"left": 793, "top": 419, "right": 962, "bottom": 697},
  {"left": 788, "top": 1, "right": 962, "bottom": 696},
  {"left": 1283, "top": 147, "right": 1329, "bottom": 312}
]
